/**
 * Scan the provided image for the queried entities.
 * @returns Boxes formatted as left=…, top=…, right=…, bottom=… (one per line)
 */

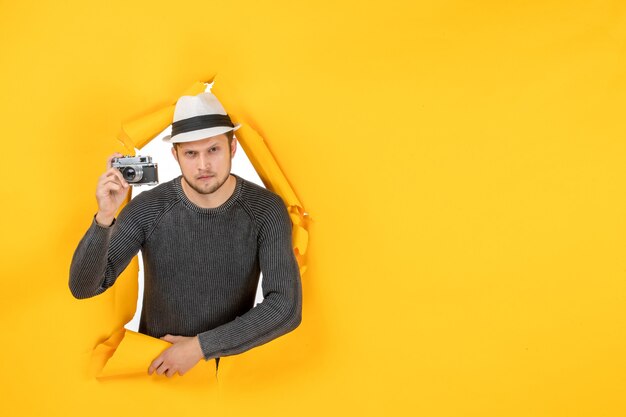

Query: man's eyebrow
left=181, top=141, right=221, bottom=152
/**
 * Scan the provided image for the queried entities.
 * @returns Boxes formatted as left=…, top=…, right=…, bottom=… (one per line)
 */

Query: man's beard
left=182, top=170, right=230, bottom=195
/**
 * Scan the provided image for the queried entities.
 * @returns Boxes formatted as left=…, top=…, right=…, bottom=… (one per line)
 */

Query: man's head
left=171, top=131, right=237, bottom=196
left=164, top=92, right=240, bottom=198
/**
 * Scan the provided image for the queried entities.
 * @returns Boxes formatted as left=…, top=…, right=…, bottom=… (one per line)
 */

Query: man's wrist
left=95, top=212, right=116, bottom=227
left=194, top=336, right=206, bottom=360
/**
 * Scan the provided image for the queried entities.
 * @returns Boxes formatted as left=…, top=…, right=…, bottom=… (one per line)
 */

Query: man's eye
left=209, top=147, right=218, bottom=153
left=185, top=151, right=196, bottom=156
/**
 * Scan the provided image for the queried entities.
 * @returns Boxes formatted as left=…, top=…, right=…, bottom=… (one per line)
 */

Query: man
left=69, top=92, right=302, bottom=378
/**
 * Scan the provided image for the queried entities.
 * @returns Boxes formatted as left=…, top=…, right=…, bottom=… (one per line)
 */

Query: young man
left=69, top=92, right=302, bottom=377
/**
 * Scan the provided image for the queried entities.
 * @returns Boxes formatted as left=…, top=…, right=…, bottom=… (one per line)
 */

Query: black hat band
left=171, top=114, right=234, bottom=137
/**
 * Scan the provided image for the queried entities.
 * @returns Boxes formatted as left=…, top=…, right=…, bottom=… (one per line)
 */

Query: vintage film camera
left=111, top=155, right=159, bottom=186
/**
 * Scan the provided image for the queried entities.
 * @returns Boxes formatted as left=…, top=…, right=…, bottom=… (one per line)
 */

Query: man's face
left=171, top=133, right=236, bottom=196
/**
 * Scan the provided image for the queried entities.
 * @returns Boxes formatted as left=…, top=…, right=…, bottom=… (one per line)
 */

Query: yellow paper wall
left=1, top=1, right=625, bottom=416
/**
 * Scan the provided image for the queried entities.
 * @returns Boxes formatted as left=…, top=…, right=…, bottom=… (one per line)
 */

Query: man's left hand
left=148, top=335, right=204, bottom=377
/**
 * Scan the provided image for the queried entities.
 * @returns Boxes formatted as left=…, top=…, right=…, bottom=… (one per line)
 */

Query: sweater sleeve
left=197, top=194, right=302, bottom=359
left=69, top=207, right=145, bottom=299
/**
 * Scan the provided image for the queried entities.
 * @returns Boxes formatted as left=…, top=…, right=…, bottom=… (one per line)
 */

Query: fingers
left=100, top=168, right=129, bottom=189
left=160, top=334, right=180, bottom=343
left=148, top=355, right=162, bottom=375
left=148, top=352, right=178, bottom=378
left=148, top=338, right=193, bottom=378
left=96, top=169, right=129, bottom=205
left=152, top=360, right=177, bottom=378
left=100, top=179, right=124, bottom=193
left=149, top=358, right=172, bottom=376
left=95, top=155, right=129, bottom=219
left=156, top=362, right=168, bottom=376
left=106, top=152, right=124, bottom=169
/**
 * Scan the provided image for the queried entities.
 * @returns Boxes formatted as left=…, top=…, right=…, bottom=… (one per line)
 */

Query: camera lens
left=120, top=165, right=143, bottom=183
left=122, top=167, right=136, bottom=181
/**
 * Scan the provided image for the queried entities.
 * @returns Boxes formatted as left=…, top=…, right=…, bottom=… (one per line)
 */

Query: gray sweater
left=69, top=174, right=302, bottom=360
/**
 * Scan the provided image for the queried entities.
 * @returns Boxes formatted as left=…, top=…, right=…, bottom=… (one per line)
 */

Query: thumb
left=160, top=334, right=179, bottom=343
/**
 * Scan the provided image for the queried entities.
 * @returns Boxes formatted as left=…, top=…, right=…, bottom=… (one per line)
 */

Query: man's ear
left=230, top=137, right=237, bottom=159
left=231, top=137, right=238, bottom=159
left=171, top=145, right=178, bottom=161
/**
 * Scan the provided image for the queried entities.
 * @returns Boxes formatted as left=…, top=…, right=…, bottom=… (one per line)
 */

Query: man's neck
left=181, top=174, right=237, bottom=209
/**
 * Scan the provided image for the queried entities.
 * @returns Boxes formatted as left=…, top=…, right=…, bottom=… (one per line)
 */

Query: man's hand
left=95, top=153, right=130, bottom=227
left=148, top=335, right=204, bottom=377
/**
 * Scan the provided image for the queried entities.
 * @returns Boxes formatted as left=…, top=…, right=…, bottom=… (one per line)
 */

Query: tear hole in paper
left=124, top=125, right=267, bottom=332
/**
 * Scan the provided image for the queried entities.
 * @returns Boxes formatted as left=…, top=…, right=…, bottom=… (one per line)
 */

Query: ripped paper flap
left=117, top=81, right=208, bottom=152
left=233, top=123, right=310, bottom=264
left=93, top=329, right=171, bottom=379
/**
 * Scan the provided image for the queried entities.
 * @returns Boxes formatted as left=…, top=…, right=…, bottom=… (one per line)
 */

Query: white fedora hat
left=162, top=92, right=241, bottom=143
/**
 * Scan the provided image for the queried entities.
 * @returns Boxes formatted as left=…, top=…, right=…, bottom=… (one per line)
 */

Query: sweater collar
left=174, top=174, right=243, bottom=214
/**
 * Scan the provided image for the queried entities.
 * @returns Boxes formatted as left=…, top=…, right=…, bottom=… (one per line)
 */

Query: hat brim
left=162, top=124, right=241, bottom=144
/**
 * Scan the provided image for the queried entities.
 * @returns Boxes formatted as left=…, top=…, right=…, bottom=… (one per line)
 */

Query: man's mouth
left=197, top=173, right=215, bottom=180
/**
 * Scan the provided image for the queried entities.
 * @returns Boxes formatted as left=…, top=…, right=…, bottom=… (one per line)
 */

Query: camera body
left=111, top=155, right=159, bottom=186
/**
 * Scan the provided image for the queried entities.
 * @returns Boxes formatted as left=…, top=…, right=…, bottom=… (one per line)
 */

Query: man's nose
left=198, top=153, right=211, bottom=169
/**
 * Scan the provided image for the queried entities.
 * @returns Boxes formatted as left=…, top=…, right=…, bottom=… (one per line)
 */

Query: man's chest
left=143, top=209, right=259, bottom=268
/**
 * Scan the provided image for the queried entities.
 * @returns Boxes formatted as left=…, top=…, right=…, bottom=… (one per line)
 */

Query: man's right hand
left=95, top=153, right=129, bottom=227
